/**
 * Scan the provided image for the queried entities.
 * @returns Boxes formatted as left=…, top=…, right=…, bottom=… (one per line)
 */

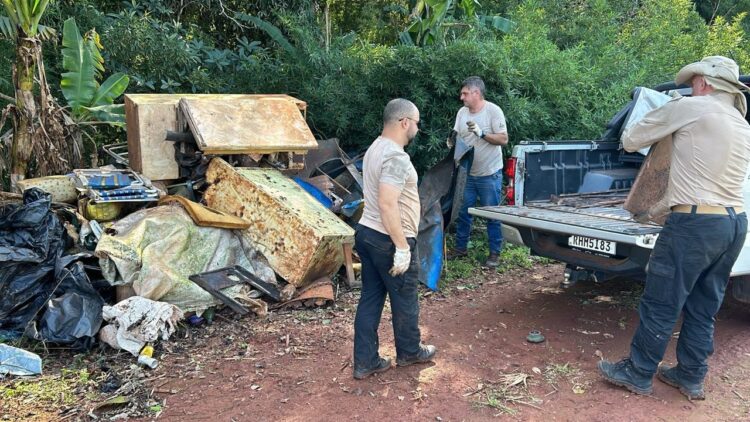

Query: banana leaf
left=81, top=104, right=125, bottom=126
left=480, top=15, right=515, bottom=34
left=0, top=15, right=55, bottom=40
left=90, top=73, right=129, bottom=107
left=60, top=18, right=98, bottom=114
left=235, top=13, right=296, bottom=55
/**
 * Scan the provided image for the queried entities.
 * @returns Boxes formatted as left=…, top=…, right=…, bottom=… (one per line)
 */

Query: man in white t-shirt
left=353, top=98, right=436, bottom=380
left=449, top=76, right=509, bottom=267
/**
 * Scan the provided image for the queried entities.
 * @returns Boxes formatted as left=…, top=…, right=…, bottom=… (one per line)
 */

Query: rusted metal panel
left=624, top=136, right=672, bottom=225
left=124, top=94, right=308, bottom=181
left=179, top=97, right=318, bottom=155
left=204, top=158, right=355, bottom=287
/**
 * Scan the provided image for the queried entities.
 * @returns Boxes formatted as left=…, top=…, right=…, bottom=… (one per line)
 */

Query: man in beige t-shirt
left=599, top=56, right=750, bottom=400
left=353, top=99, right=436, bottom=380
left=450, top=76, right=509, bottom=267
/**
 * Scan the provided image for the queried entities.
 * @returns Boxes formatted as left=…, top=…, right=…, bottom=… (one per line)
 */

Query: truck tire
left=730, top=275, right=750, bottom=304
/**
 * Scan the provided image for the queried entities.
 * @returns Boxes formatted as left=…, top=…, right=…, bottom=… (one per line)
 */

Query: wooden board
left=179, top=97, right=318, bottom=154
left=623, top=135, right=672, bottom=225
left=125, top=94, right=308, bottom=181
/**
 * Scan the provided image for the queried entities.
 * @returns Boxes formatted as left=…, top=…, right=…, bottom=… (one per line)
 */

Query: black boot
left=657, top=364, right=705, bottom=400
left=397, top=344, right=437, bottom=367
left=598, top=358, right=653, bottom=395
left=353, top=357, right=392, bottom=380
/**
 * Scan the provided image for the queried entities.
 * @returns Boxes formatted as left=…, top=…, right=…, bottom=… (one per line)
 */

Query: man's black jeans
left=630, top=209, right=747, bottom=383
left=353, top=225, right=421, bottom=371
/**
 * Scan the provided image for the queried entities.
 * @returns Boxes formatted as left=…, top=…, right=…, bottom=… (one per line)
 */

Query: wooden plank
left=179, top=97, right=318, bottom=154
left=125, top=95, right=181, bottom=180
left=125, top=94, right=310, bottom=181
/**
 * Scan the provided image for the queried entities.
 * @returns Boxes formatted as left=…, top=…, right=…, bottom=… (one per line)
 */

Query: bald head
left=383, top=98, right=418, bottom=125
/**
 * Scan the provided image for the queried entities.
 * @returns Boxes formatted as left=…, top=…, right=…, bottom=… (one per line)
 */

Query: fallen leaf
left=532, top=367, right=542, bottom=375
left=398, top=395, right=405, bottom=401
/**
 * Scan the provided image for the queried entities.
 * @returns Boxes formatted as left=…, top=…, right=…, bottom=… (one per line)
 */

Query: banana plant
left=1, top=0, right=56, bottom=190
left=399, top=0, right=515, bottom=46
left=60, top=18, right=129, bottom=126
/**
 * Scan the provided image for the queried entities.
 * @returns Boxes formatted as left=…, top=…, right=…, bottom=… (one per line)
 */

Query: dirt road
left=149, top=263, right=750, bottom=421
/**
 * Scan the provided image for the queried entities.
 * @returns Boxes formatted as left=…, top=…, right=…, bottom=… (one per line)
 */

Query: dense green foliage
left=1, top=0, right=749, bottom=171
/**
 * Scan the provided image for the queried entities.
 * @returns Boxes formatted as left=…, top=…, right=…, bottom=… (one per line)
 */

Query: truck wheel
left=729, top=275, right=750, bottom=304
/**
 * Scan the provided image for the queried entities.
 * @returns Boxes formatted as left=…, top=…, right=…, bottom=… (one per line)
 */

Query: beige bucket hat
left=675, top=56, right=749, bottom=115
left=675, top=56, right=748, bottom=90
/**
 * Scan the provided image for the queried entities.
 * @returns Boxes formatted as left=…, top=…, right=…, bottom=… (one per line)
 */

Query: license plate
left=568, top=235, right=616, bottom=255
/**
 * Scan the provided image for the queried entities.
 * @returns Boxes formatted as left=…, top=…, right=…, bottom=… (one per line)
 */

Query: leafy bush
left=235, top=0, right=750, bottom=171
left=5, top=0, right=748, bottom=163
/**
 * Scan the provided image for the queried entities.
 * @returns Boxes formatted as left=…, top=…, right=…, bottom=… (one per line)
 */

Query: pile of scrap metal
left=0, top=94, right=358, bottom=367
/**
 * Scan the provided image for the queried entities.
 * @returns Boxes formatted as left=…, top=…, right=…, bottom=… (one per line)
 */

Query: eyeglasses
left=399, top=117, right=421, bottom=127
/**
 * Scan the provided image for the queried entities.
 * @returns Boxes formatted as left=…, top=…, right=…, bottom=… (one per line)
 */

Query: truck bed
left=471, top=191, right=661, bottom=246
left=477, top=204, right=660, bottom=235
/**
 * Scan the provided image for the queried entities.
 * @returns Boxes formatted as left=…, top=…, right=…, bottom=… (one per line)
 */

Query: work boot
left=397, top=344, right=437, bottom=367
left=447, top=248, right=468, bottom=260
left=353, top=357, right=392, bottom=380
left=483, top=252, right=500, bottom=268
left=597, top=358, right=653, bottom=395
left=657, top=364, right=705, bottom=400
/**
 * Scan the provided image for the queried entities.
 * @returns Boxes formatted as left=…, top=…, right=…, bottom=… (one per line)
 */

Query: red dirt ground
left=143, top=263, right=750, bottom=422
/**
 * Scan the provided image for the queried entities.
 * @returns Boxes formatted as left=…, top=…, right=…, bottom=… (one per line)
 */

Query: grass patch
left=543, top=362, right=580, bottom=385
left=543, top=362, right=590, bottom=394
left=2, top=369, right=88, bottom=407
left=443, top=225, right=554, bottom=287
left=473, top=372, right=542, bottom=416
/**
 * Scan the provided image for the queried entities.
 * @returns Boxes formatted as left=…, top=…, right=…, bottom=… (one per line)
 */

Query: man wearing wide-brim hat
left=598, top=56, right=750, bottom=400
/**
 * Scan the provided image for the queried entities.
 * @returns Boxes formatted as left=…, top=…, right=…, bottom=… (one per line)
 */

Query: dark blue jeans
left=353, top=226, right=421, bottom=370
left=455, top=171, right=503, bottom=254
left=630, top=209, right=747, bottom=383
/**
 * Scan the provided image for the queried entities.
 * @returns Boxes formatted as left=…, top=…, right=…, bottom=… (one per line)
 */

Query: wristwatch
left=480, top=132, right=486, bottom=139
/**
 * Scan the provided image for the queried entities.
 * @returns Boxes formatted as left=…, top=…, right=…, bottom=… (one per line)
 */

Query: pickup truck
left=469, top=78, right=750, bottom=304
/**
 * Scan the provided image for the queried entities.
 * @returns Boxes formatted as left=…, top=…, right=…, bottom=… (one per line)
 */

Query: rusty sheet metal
left=204, top=158, right=355, bottom=287
left=624, top=136, right=672, bottom=225
left=125, top=94, right=307, bottom=181
left=276, top=278, right=334, bottom=309
left=179, top=97, right=317, bottom=155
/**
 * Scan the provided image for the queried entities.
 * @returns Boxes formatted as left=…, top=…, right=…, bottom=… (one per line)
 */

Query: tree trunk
left=9, top=36, right=39, bottom=192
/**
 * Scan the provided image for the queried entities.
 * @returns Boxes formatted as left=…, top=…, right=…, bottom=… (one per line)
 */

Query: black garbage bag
left=0, top=188, right=64, bottom=336
left=0, top=189, right=104, bottom=348
left=38, top=254, right=104, bottom=348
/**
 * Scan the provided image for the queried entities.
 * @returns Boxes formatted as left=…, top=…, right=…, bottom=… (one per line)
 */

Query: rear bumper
left=516, top=226, right=651, bottom=278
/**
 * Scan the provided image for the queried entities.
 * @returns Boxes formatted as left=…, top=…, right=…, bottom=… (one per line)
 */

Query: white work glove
left=467, top=121, right=483, bottom=138
left=389, top=247, right=411, bottom=276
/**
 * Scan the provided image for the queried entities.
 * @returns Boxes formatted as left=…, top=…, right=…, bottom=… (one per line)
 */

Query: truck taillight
left=505, top=186, right=515, bottom=205
left=504, top=157, right=517, bottom=179
left=504, top=157, right=517, bottom=205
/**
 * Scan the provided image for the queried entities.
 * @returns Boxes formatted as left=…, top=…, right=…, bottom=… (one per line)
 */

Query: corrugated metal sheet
left=204, top=158, right=355, bottom=286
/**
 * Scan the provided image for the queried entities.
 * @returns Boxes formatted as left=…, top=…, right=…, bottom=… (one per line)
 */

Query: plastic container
left=293, top=177, right=333, bottom=209
left=137, top=355, right=158, bottom=369
left=0, top=344, right=42, bottom=376
left=140, top=345, right=154, bottom=358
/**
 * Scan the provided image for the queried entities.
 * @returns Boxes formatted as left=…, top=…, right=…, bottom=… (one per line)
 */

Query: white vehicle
left=470, top=79, right=750, bottom=304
